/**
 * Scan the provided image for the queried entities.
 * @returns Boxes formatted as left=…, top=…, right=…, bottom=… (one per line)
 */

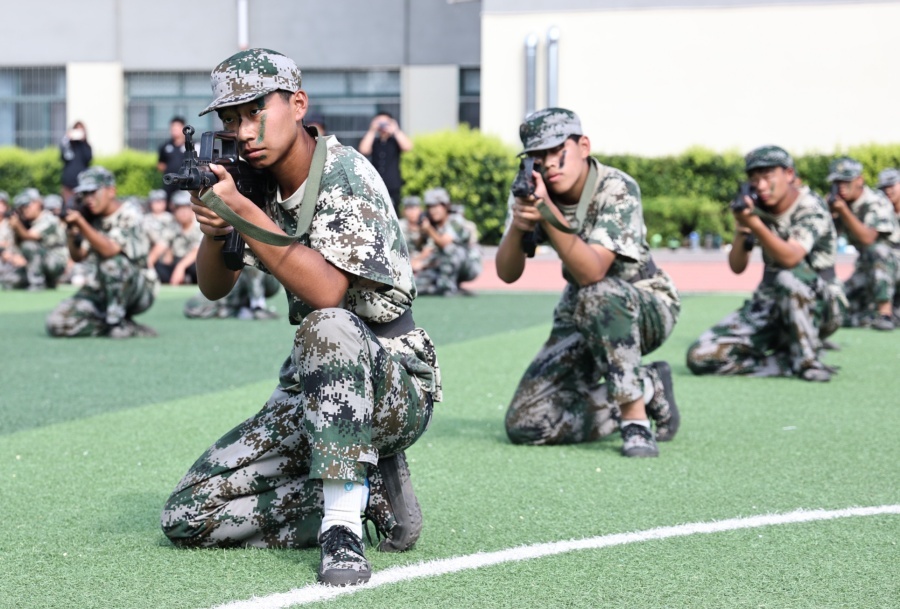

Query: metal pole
left=524, top=33, right=538, bottom=116
left=237, top=0, right=250, bottom=50
left=546, top=26, right=560, bottom=108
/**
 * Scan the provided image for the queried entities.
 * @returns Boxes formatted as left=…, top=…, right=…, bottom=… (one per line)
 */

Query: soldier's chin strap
left=200, top=135, right=328, bottom=246
left=535, top=159, right=598, bottom=235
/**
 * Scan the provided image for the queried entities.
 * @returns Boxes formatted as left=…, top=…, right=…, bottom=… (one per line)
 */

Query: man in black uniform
left=157, top=116, right=189, bottom=207
left=358, top=112, right=413, bottom=214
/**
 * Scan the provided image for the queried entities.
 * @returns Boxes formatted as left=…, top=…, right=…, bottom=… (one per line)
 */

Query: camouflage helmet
left=826, top=157, right=863, bottom=182
left=74, top=166, right=116, bottom=193
left=13, top=188, right=41, bottom=207
left=171, top=190, right=193, bottom=207
left=43, top=193, right=63, bottom=211
left=200, top=48, right=302, bottom=116
left=744, top=145, right=794, bottom=172
left=423, top=187, right=451, bottom=206
left=876, top=167, right=900, bottom=189
left=519, top=107, right=583, bottom=154
left=401, top=195, right=422, bottom=208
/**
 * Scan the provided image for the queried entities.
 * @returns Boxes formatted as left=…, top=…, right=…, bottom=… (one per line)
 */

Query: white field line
left=209, top=504, right=900, bottom=609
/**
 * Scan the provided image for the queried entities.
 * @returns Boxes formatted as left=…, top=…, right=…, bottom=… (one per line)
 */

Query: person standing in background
left=157, top=116, right=189, bottom=207
left=358, top=112, right=413, bottom=215
left=60, top=121, right=92, bottom=205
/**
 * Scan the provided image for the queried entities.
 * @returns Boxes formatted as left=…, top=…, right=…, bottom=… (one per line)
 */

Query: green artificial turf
left=1, top=289, right=898, bottom=609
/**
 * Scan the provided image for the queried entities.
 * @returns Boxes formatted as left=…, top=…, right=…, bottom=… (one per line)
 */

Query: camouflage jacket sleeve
left=247, top=138, right=415, bottom=325
left=97, top=204, right=150, bottom=264
left=857, top=188, right=898, bottom=236
left=571, top=162, right=648, bottom=281
left=170, top=222, right=204, bottom=258
left=31, top=211, right=67, bottom=249
left=784, top=194, right=830, bottom=254
left=764, top=192, right=836, bottom=271
left=582, top=165, right=645, bottom=262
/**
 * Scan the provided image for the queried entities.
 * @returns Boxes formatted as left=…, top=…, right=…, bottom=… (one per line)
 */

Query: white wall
left=66, top=63, right=124, bottom=157
left=402, top=65, right=460, bottom=136
left=482, top=2, right=900, bottom=156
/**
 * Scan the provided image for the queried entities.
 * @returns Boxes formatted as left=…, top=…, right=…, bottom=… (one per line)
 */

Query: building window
left=303, top=70, right=401, bottom=146
left=459, top=67, right=480, bottom=129
left=0, top=68, right=66, bottom=150
left=125, top=72, right=221, bottom=151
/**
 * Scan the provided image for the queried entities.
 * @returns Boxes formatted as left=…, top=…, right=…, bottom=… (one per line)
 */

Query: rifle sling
left=200, top=135, right=328, bottom=247
left=535, top=161, right=598, bottom=234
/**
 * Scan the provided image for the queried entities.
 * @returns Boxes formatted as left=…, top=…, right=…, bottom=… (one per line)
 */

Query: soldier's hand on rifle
left=192, top=162, right=239, bottom=239
left=829, top=195, right=848, bottom=216
left=510, top=166, right=547, bottom=232
left=62, top=208, right=84, bottom=227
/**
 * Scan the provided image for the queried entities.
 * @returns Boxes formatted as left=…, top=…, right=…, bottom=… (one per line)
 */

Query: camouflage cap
left=826, top=157, right=863, bottom=182
left=744, top=145, right=794, bottom=172
left=401, top=195, right=422, bottom=208
left=519, top=107, right=582, bottom=154
left=876, top=167, right=900, bottom=189
left=423, top=187, right=450, bottom=206
left=171, top=190, right=193, bottom=207
left=148, top=189, right=167, bottom=202
left=200, top=48, right=302, bottom=116
left=74, top=166, right=116, bottom=193
left=43, top=193, right=63, bottom=211
left=13, top=188, right=41, bottom=207
left=0, top=191, right=8, bottom=204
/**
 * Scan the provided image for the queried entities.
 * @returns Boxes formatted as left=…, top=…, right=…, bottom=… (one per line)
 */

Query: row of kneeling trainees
left=11, top=47, right=899, bottom=587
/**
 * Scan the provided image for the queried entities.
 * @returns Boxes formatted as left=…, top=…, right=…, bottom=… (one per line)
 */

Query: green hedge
left=5, top=138, right=900, bottom=246
left=0, top=146, right=159, bottom=200
left=401, top=124, right=518, bottom=244
left=642, top=195, right=734, bottom=246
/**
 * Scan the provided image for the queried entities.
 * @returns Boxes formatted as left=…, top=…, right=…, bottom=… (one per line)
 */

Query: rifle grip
left=221, top=231, right=246, bottom=271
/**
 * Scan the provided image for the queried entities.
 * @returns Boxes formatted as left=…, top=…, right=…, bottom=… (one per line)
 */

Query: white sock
left=641, top=376, right=654, bottom=404
left=249, top=296, right=267, bottom=309
left=321, top=480, right=366, bottom=539
left=621, top=419, right=651, bottom=429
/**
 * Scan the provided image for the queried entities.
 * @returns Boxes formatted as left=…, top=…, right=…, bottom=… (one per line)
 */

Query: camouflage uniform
left=450, top=204, right=483, bottom=285
left=46, top=168, right=157, bottom=337
left=834, top=175, right=900, bottom=327
left=1, top=190, right=68, bottom=290
left=143, top=211, right=174, bottom=250
left=686, top=146, right=839, bottom=379
left=153, top=193, right=203, bottom=284
left=397, top=195, right=423, bottom=257
left=415, top=188, right=471, bottom=296
left=503, top=109, right=680, bottom=446
left=162, top=126, right=441, bottom=548
left=183, top=266, right=281, bottom=319
left=0, top=191, right=15, bottom=284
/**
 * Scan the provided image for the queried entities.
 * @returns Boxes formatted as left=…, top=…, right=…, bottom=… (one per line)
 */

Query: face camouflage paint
left=256, top=97, right=267, bottom=143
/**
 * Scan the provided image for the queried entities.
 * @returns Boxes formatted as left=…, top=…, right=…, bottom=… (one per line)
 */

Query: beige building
left=481, top=0, right=900, bottom=156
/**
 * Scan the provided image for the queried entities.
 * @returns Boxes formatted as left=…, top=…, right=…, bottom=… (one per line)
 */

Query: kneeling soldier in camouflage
left=159, top=48, right=441, bottom=587
left=829, top=158, right=900, bottom=331
left=687, top=146, right=840, bottom=381
left=46, top=167, right=157, bottom=338
left=2, top=188, right=68, bottom=291
left=496, top=108, right=682, bottom=458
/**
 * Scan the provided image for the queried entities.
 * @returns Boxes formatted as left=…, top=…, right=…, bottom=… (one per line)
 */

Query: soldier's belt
left=367, top=308, right=415, bottom=339
left=627, top=255, right=659, bottom=284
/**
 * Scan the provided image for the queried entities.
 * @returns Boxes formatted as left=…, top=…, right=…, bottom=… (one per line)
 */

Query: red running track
left=464, top=247, right=857, bottom=294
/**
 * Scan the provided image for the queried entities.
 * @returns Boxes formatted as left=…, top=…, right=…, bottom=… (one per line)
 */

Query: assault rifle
left=511, top=157, right=545, bottom=257
left=163, top=125, right=268, bottom=270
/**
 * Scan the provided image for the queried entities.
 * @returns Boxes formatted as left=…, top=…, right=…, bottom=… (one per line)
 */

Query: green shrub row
left=0, top=146, right=159, bottom=200
left=5, top=136, right=900, bottom=246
